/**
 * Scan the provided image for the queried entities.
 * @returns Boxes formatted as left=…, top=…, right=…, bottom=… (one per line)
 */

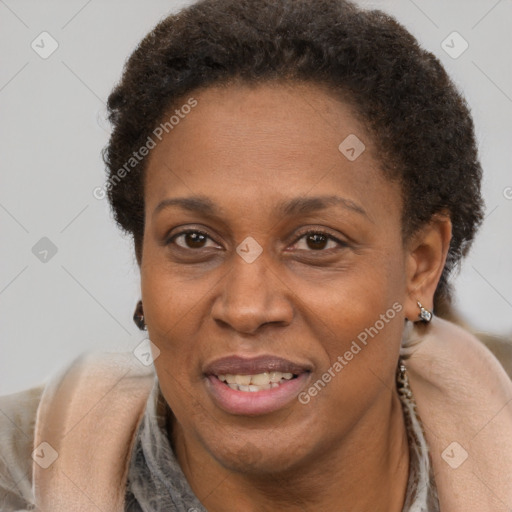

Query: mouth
left=216, top=370, right=297, bottom=391
left=203, top=355, right=312, bottom=415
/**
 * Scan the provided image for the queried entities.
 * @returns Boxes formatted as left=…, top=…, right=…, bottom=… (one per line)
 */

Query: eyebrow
left=153, top=194, right=369, bottom=220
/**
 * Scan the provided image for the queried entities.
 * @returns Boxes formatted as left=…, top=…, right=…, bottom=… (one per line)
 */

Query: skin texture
left=140, top=81, right=452, bottom=511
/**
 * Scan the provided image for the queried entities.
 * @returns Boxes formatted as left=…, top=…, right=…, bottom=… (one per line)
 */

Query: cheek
left=140, top=262, right=205, bottom=382
left=299, top=284, right=404, bottom=427
left=143, top=269, right=208, bottom=424
left=297, top=253, right=406, bottom=397
left=323, top=294, right=402, bottom=374
left=298, top=258, right=404, bottom=345
left=140, top=244, right=212, bottom=333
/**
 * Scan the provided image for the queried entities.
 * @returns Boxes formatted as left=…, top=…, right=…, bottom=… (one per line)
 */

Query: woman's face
left=141, top=81, right=409, bottom=474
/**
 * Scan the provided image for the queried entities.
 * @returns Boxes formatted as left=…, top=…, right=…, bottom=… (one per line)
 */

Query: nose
left=211, top=253, right=294, bottom=335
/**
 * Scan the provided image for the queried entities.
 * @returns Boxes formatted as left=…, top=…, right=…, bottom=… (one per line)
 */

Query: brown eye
left=305, top=233, right=329, bottom=250
left=292, top=230, right=348, bottom=252
left=168, top=230, right=217, bottom=249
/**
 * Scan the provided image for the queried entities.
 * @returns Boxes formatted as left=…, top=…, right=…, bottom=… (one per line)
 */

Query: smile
left=203, top=355, right=312, bottom=415
left=216, top=371, right=296, bottom=391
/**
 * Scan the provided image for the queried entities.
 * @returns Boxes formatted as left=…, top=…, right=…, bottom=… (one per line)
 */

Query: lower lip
left=205, top=373, right=310, bottom=415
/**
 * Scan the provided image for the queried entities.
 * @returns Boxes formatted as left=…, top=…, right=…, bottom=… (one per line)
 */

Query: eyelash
left=166, top=228, right=348, bottom=252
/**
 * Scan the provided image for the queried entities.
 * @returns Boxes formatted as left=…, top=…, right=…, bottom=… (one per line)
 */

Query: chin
left=203, top=426, right=317, bottom=476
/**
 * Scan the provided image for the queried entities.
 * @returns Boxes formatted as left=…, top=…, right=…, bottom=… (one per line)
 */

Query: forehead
left=143, top=81, right=400, bottom=222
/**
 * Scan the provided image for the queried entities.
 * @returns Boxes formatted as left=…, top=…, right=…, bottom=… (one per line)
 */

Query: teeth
left=269, top=371, right=293, bottom=382
left=235, top=375, right=252, bottom=386
left=251, top=372, right=270, bottom=386
left=217, top=371, right=296, bottom=392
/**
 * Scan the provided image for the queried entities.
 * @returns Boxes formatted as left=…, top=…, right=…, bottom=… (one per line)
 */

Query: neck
left=171, top=389, right=409, bottom=512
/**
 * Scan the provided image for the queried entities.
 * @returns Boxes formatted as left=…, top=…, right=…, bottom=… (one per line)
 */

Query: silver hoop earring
left=416, top=301, right=432, bottom=323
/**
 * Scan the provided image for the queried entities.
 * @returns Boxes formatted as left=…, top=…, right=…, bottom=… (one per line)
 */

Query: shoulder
left=405, top=317, right=512, bottom=510
left=406, top=316, right=512, bottom=399
left=0, top=384, right=44, bottom=511
left=478, top=331, right=512, bottom=380
left=0, top=351, right=154, bottom=512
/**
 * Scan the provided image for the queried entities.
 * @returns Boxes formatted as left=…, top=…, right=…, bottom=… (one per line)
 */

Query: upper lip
left=203, top=355, right=312, bottom=376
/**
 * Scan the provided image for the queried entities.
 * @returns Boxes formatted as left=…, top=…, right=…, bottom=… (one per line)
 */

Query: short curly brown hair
left=103, top=0, right=484, bottom=313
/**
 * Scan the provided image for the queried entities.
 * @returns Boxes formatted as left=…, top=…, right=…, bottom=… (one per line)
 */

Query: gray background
left=1, top=0, right=511, bottom=395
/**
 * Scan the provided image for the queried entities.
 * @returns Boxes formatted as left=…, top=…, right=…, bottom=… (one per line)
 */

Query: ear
left=403, top=213, right=452, bottom=322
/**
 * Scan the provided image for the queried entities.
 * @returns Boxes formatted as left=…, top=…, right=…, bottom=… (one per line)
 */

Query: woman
left=1, top=0, right=511, bottom=510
